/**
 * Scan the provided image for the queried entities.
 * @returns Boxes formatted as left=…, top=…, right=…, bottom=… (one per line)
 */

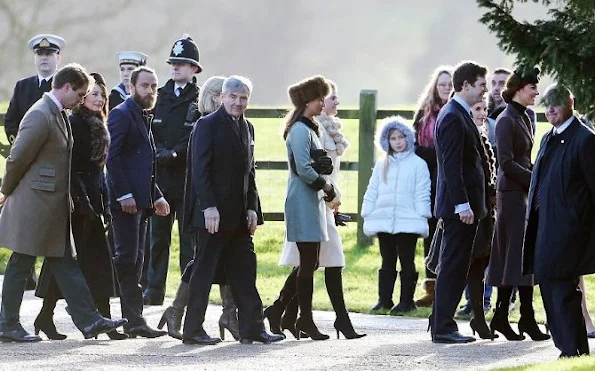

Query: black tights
left=496, top=286, right=536, bottom=317
left=377, top=233, right=418, bottom=275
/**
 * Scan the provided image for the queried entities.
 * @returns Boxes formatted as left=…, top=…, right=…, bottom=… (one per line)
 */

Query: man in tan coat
left=0, top=63, right=127, bottom=342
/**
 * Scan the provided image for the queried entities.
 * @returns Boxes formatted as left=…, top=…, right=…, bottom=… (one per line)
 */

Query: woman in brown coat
left=486, top=67, right=549, bottom=341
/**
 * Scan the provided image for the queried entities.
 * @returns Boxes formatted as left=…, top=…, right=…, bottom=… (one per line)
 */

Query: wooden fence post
left=357, top=90, right=376, bottom=247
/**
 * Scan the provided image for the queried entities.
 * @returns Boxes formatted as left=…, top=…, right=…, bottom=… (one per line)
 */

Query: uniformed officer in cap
left=3, top=33, right=65, bottom=291
left=142, top=34, right=202, bottom=305
left=4, top=34, right=66, bottom=145
left=108, top=51, right=148, bottom=111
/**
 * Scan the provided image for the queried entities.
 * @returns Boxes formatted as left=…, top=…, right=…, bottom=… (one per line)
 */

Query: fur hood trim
left=72, top=105, right=110, bottom=166
left=375, top=116, right=415, bottom=154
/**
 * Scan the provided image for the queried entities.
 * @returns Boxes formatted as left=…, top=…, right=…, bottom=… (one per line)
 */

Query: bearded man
left=106, top=66, right=170, bottom=338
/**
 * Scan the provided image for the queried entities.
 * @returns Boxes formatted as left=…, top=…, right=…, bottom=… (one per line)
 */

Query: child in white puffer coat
left=362, top=116, right=431, bottom=315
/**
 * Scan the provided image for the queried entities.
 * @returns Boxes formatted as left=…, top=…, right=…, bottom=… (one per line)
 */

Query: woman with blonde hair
left=410, top=66, right=453, bottom=308
left=158, top=76, right=241, bottom=341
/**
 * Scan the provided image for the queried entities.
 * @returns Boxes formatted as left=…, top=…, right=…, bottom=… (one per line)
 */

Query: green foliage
left=477, top=0, right=595, bottom=116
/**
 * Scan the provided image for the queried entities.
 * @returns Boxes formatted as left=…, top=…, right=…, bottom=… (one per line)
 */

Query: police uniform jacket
left=4, top=75, right=53, bottom=143
left=152, top=78, right=200, bottom=199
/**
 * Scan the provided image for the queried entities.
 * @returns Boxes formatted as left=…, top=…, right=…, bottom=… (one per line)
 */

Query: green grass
left=495, top=355, right=595, bottom=370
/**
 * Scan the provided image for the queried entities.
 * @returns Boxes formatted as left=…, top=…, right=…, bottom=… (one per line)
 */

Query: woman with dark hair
left=269, top=76, right=337, bottom=340
left=34, top=73, right=126, bottom=340
left=486, top=67, right=549, bottom=341
left=266, top=80, right=364, bottom=340
left=409, top=66, right=453, bottom=309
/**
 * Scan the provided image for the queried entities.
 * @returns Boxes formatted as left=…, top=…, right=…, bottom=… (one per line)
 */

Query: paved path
left=0, top=277, right=569, bottom=370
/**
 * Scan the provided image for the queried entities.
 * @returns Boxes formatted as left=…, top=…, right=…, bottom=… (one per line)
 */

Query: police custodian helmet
left=166, top=34, right=202, bottom=73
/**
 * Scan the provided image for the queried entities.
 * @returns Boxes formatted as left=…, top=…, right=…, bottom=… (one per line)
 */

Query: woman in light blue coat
left=280, top=76, right=336, bottom=340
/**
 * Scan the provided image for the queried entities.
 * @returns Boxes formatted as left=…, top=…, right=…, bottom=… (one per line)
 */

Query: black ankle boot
left=490, top=303, right=524, bottom=341
left=518, top=314, right=550, bottom=341
left=34, top=296, right=66, bottom=341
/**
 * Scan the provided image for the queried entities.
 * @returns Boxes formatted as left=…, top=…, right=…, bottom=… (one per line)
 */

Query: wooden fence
left=0, top=91, right=548, bottom=246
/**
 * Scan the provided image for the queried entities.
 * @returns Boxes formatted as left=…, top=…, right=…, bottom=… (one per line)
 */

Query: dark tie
left=533, top=131, right=555, bottom=210
left=176, top=87, right=183, bottom=97
left=40, top=79, right=51, bottom=92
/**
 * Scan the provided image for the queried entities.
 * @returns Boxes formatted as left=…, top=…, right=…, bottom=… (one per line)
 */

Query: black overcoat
left=523, top=117, right=595, bottom=281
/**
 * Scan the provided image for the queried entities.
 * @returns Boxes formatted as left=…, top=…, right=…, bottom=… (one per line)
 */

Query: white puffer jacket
left=361, top=117, right=431, bottom=237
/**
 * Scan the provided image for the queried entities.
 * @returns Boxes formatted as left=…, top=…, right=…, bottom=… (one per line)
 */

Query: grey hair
left=222, top=75, right=252, bottom=96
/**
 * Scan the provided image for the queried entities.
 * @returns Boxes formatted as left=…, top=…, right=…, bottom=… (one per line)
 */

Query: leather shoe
left=82, top=317, right=128, bottom=339
left=183, top=333, right=222, bottom=345
left=0, top=326, right=42, bottom=343
left=432, top=331, right=476, bottom=344
left=125, top=324, right=167, bottom=338
left=587, top=331, right=595, bottom=339
left=240, top=331, right=285, bottom=344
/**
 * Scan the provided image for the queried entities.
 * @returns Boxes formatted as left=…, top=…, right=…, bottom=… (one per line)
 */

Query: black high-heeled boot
left=34, top=296, right=67, bottom=340
left=490, top=287, right=524, bottom=341
left=467, top=262, right=497, bottom=340
left=518, top=286, right=550, bottom=341
left=264, top=267, right=298, bottom=335
left=280, top=295, right=308, bottom=339
left=296, top=275, right=329, bottom=341
left=325, top=268, right=365, bottom=339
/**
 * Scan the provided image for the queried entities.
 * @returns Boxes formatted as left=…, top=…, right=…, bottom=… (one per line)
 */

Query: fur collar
left=71, top=105, right=110, bottom=165
left=317, top=113, right=350, bottom=155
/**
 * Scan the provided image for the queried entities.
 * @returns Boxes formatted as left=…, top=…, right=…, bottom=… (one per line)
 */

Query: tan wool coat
left=0, top=94, right=75, bottom=257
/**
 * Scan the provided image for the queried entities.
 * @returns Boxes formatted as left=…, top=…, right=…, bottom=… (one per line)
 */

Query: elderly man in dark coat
left=523, top=84, right=595, bottom=358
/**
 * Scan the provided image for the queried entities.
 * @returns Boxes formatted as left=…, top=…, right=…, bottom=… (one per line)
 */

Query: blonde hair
left=198, top=75, right=225, bottom=115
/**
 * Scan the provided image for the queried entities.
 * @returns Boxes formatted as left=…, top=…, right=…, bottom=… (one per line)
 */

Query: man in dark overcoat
left=432, top=61, right=489, bottom=344
left=181, top=76, right=283, bottom=345
left=106, top=66, right=170, bottom=338
left=523, top=84, right=595, bottom=358
left=143, top=34, right=201, bottom=305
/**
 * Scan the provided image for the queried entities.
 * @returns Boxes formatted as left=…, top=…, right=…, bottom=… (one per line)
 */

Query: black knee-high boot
left=490, top=286, right=524, bottom=340
left=95, top=298, right=128, bottom=340
left=325, top=267, right=365, bottom=339
left=264, top=267, right=298, bottom=335
left=518, top=286, right=550, bottom=341
left=467, top=260, right=496, bottom=339
left=296, top=275, right=329, bottom=340
left=34, top=295, right=67, bottom=340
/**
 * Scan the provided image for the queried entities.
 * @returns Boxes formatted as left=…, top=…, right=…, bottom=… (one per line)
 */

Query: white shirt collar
left=47, top=91, right=63, bottom=111
left=38, top=74, right=54, bottom=87
left=174, top=83, right=187, bottom=95
left=452, top=95, right=472, bottom=118
left=554, top=115, right=574, bottom=135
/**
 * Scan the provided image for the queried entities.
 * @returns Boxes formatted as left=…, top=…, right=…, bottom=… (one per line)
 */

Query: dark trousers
left=183, top=228, right=264, bottom=339
left=112, top=208, right=148, bottom=328
left=377, top=233, right=418, bottom=276
left=145, top=198, right=194, bottom=299
left=432, top=218, right=477, bottom=335
left=540, top=278, right=589, bottom=357
left=423, top=218, right=438, bottom=279
left=0, top=251, right=100, bottom=332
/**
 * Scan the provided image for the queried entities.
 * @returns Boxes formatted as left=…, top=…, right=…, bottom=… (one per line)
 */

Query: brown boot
left=414, top=279, right=435, bottom=307
left=157, top=281, right=188, bottom=340
left=218, top=285, right=240, bottom=340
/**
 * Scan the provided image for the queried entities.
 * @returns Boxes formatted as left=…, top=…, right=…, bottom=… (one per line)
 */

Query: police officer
left=4, top=34, right=65, bottom=145
left=3, top=34, right=65, bottom=291
left=108, top=51, right=148, bottom=111
left=143, top=34, right=202, bottom=305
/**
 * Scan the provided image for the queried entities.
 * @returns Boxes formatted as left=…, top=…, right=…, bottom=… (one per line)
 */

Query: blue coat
left=106, top=97, right=162, bottom=210
left=284, top=119, right=328, bottom=243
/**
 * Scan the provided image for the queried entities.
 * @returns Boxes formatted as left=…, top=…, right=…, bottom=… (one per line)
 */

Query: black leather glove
left=76, top=198, right=99, bottom=220
left=334, top=212, right=351, bottom=227
left=323, top=184, right=337, bottom=202
left=156, top=149, right=177, bottom=166
left=311, top=149, right=333, bottom=175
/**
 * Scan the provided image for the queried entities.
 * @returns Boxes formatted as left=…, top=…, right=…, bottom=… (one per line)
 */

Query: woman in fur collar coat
left=362, top=116, right=431, bottom=315
left=34, top=73, right=125, bottom=340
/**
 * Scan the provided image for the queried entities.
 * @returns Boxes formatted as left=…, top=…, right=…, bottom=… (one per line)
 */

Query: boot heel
left=157, top=314, right=166, bottom=330
left=336, top=329, right=340, bottom=339
left=219, top=324, right=225, bottom=340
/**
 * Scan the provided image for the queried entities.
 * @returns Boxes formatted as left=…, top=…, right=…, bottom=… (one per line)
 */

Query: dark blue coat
left=183, top=106, right=259, bottom=233
left=434, top=99, right=488, bottom=219
left=106, top=97, right=162, bottom=210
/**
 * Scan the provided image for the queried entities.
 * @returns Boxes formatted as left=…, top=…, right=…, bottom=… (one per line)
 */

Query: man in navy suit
left=181, top=76, right=283, bottom=345
left=431, top=61, right=489, bottom=343
left=107, top=66, right=170, bottom=338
